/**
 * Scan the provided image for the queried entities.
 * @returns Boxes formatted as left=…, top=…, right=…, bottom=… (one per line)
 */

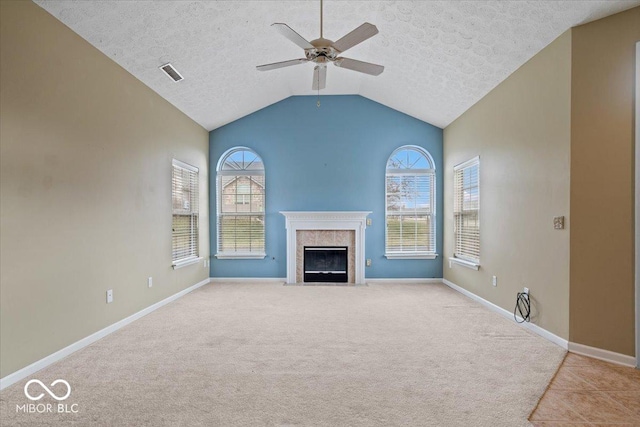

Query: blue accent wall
left=209, top=95, right=443, bottom=279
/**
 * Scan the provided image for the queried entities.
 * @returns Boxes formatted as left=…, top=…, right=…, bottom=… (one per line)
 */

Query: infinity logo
left=24, top=379, right=71, bottom=401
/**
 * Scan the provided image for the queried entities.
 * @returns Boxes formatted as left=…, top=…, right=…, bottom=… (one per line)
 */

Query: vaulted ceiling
left=34, top=1, right=639, bottom=130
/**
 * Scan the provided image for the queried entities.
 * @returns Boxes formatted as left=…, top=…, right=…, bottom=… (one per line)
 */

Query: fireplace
left=304, top=246, right=348, bottom=283
left=280, top=211, right=371, bottom=285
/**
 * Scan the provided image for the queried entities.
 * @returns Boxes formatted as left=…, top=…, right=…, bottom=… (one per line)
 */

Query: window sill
left=172, top=257, right=202, bottom=269
left=449, top=257, right=480, bottom=270
left=215, top=253, right=266, bottom=260
left=385, top=253, right=438, bottom=260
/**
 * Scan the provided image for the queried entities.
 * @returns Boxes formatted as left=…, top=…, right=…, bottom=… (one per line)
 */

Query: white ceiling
left=35, top=1, right=639, bottom=130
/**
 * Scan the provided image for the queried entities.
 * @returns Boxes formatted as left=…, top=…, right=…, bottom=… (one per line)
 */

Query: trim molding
left=0, top=277, right=211, bottom=391
left=448, top=257, right=480, bottom=271
left=209, top=277, right=286, bottom=283
left=366, top=278, right=444, bottom=284
left=209, top=278, right=444, bottom=285
left=214, top=253, right=267, bottom=260
left=568, top=342, right=636, bottom=368
left=635, top=41, right=640, bottom=369
left=172, top=256, right=203, bottom=269
left=442, top=279, right=568, bottom=350
left=385, top=253, right=438, bottom=260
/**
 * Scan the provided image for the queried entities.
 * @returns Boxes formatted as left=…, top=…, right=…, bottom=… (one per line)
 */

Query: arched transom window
left=385, top=146, right=436, bottom=258
left=216, top=147, right=265, bottom=258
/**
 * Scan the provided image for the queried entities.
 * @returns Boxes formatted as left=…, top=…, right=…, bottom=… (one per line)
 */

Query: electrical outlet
left=366, top=218, right=372, bottom=226
left=106, top=289, right=113, bottom=303
left=366, top=259, right=372, bottom=267
left=492, top=276, right=497, bottom=287
left=148, top=277, right=153, bottom=288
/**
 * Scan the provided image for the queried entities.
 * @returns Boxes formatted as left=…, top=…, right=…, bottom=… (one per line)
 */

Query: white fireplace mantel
left=280, top=211, right=371, bottom=285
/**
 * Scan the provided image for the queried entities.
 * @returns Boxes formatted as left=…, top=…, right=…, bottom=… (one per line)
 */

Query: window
left=385, top=146, right=436, bottom=259
left=236, top=182, right=250, bottom=205
left=172, top=159, right=199, bottom=268
left=216, top=147, right=265, bottom=259
left=452, top=157, right=480, bottom=269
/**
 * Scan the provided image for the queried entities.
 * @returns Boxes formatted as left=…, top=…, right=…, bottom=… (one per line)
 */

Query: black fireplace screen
left=303, top=246, right=348, bottom=283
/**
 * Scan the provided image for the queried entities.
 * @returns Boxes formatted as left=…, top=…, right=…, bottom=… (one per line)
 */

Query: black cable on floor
left=514, top=292, right=530, bottom=323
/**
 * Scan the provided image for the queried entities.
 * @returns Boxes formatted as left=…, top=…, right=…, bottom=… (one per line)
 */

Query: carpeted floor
left=0, top=282, right=565, bottom=426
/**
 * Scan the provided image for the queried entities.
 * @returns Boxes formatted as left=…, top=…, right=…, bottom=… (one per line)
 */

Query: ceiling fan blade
left=334, top=57, right=384, bottom=76
left=332, top=23, right=379, bottom=53
left=256, top=58, right=308, bottom=71
left=271, top=23, right=314, bottom=50
left=312, top=66, right=326, bottom=90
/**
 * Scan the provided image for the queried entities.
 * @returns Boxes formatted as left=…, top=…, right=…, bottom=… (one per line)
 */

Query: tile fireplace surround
left=280, top=211, right=371, bottom=285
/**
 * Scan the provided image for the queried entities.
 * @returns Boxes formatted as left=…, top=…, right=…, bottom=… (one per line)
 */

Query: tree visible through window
left=216, top=148, right=265, bottom=257
left=385, top=146, right=436, bottom=258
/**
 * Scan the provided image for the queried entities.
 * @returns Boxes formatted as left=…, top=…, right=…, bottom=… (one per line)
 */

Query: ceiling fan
left=256, top=0, right=384, bottom=90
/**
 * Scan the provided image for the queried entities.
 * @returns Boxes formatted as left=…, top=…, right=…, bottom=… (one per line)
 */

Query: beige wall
left=444, top=32, right=572, bottom=339
left=0, top=1, right=209, bottom=378
left=570, top=7, right=640, bottom=356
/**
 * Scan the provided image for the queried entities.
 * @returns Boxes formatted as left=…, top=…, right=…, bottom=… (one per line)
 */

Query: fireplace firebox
left=303, top=246, right=348, bottom=283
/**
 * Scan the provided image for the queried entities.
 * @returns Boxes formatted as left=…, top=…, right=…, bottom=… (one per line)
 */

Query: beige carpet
left=0, top=282, right=565, bottom=426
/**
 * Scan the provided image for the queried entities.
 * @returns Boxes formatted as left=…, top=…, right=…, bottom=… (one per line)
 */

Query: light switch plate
left=366, top=218, right=372, bottom=226
left=553, top=216, right=565, bottom=230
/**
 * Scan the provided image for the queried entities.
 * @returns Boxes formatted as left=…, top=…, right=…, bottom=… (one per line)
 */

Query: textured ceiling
left=34, top=0, right=639, bottom=130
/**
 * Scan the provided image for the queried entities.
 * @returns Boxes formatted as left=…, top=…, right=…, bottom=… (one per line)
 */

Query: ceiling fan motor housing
left=305, top=38, right=339, bottom=63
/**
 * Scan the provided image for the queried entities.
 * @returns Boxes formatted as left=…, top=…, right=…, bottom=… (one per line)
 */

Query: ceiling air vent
left=159, top=63, right=183, bottom=82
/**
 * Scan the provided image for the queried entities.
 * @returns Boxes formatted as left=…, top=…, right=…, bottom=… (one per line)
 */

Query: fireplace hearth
left=304, top=247, right=348, bottom=283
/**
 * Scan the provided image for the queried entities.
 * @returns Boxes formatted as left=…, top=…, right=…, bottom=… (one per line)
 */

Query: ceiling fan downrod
left=318, top=0, right=323, bottom=107
left=320, top=0, right=323, bottom=39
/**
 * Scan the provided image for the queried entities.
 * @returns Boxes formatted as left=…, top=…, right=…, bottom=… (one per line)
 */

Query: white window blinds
left=172, top=159, right=199, bottom=266
left=453, top=157, right=480, bottom=262
left=216, top=148, right=265, bottom=257
left=385, top=146, right=436, bottom=257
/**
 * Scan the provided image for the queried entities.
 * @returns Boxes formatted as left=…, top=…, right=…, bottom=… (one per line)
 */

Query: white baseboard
left=366, top=278, right=444, bottom=284
left=209, top=277, right=286, bottom=283
left=0, top=277, right=211, bottom=391
left=442, top=279, right=569, bottom=350
left=209, top=277, right=444, bottom=285
left=568, top=342, right=637, bottom=368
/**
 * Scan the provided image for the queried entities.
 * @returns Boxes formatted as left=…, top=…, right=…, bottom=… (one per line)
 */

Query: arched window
left=216, top=147, right=265, bottom=258
left=385, top=146, right=436, bottom=258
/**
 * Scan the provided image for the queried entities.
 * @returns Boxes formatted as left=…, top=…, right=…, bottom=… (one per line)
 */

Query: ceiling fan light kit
left=256, top=0, right=384, bottom=93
